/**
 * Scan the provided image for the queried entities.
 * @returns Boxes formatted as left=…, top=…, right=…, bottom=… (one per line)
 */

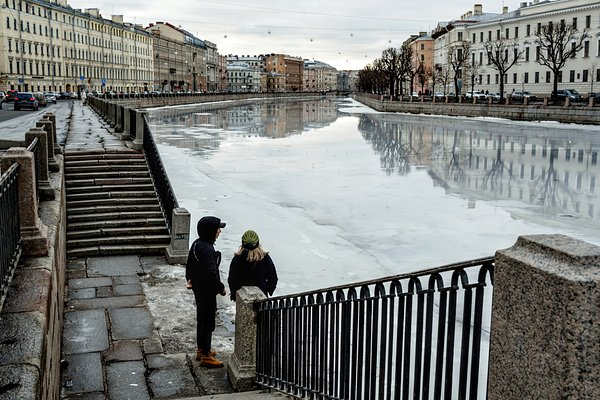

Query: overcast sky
left=70, top=0, right=523, bottom=70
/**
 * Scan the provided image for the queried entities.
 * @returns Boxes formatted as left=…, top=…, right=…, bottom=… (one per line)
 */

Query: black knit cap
left=197, top=216, right=225, bottom=244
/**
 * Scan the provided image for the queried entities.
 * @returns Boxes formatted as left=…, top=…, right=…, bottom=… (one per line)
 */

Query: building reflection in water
left=147, top=98, right=341, bottom=156
left=358, top=113, right=600, bottom=228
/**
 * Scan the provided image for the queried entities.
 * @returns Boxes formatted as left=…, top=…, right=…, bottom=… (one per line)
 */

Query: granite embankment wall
left=353, top=93, right=600, bottom=125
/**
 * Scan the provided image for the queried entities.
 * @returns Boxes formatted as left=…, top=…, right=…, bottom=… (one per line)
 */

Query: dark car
left=512, top=91, right=538, bottom=102
left=553, top=89, right=582, bottom=102
left=14, top=92, right=39, bottom=110
left=5, top=90, right=18, bottom=102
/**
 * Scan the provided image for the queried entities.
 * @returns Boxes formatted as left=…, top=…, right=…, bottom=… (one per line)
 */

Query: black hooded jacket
left=185, top=217, right=225, bottom=299
left=227, top=251, right=278, bottom=301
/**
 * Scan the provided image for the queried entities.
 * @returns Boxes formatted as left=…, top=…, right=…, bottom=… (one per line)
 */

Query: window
left=488, top=31, right=492, bottom=41
left=515, top=27, right=519, bottom=38
left=496, top=29, right=500, bottom=40
left=506, top=28, right=509, bottom=38
left=571, top=42, right=576, bottom=58
left=524, top=72, right=529, bottom=83
left=458, top=32, right=463, bottom=41
left=535, top=71, right=539, bottom=83
left=536, top=46, right=541, bottom=61
left=480, top=32, right=484, bottom=42
left=584, top=41, right=589, bottom=57
left=513, top=73, right=517, bottom=84
left=573, top=17, right=577, bottom=29
left=487, top=74, right=490, bottom=84
left=495, top=74, right=499, bottom=84
left=558, top=71, right=563, bottom=83
left=526, top=24, right=531, bottom=36
left=525, top=47, right=530, bottom=61
left=472, top=33, right=476, bottom=43
left=546, top=71, right=551, bottom=83
left=479, top=52, right=483, bottom=64
left=569, top=70, right=575, bottom=82
left=537, top=23, right=542, bottom=34
left=586, top=15, right=591, bottom=29
left=583, top=70, right=588, bottom=82
left=597, top=68, right=600, bottom=82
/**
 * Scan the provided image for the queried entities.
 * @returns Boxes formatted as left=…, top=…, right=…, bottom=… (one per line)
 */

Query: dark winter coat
left=227, top=252, right=278, bottom=301
left=185, top=217, right=225, bottom=300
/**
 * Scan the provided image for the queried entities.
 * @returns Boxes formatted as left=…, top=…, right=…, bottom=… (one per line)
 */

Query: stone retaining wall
left=0, top=157, right=66, bottom=399
left=354, top=93, right=599, bottom=125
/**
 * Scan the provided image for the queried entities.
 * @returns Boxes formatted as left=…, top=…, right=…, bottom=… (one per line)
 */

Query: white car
left=465, top=90, right=486, bottom=100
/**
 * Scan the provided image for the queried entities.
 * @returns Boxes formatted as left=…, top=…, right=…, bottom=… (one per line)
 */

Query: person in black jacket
left=185, top=216, right=227, bottom=368
left=227, top=230, right=278, bottom=301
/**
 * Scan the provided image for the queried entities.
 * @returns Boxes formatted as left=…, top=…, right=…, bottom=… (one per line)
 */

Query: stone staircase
left=65, top=149, right=171, bottom=257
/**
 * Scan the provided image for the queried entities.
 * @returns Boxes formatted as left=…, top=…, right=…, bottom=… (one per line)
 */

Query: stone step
left=64, top=150, right=142, bottom=161
left=66, top=190, right=157, bottom=201
left=67, top=234, right=171, bottom=248
left=65, top=171, right=150, bottom=180
left=67, top=210, right=164, bottom=223
left=67, top=203, right=162, bottom=215
left=65, top=164, right=149, bottom=173
left=64, top=159, right=147, bottom=168
left=66, top=177, right=153, bottom=187
left=67, top=218, right=166, bottom=231
left=66, top=243, right=168, bottom=257
left=67, top=226, right=169, bottom=240
left=66, top=184, right=156, bottom=194
left=67, top=197, right=159, bottom=208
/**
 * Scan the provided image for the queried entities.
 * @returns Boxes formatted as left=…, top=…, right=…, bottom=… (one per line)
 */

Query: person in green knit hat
left=227, top=230, right=278, bottom=301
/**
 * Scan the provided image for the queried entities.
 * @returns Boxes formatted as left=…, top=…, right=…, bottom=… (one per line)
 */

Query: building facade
left=432, top=0, right=600, bottom=97
left=0, top=0, right=153, bottom=93
left=226, top=62, right=260, bottom=92
left=303, top=59, right=337, bottom=92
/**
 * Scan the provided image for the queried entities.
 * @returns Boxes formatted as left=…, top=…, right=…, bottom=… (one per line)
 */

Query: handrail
left=0, top=163, right=22, bottom=312
left=141, top=114, right=179, bottom=232
left=256, top=257, right=495, bottom=399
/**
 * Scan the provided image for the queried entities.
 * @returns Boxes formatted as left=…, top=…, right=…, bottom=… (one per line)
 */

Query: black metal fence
left=141, top=114, right=179, bottom=232
left=256, top=257, right=495, bottom=400
left=0, top=163, right=22, bottom=310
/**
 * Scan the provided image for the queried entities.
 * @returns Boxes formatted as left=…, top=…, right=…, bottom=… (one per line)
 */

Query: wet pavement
left=58, top=101, right=255, bottom=399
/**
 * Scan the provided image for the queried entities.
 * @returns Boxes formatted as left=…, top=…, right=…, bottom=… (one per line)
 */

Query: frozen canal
left=147, top=97, right=600, bottom=296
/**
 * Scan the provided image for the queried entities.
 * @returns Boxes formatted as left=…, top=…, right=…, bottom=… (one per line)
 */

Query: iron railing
left=0, top=163, right=22, bottom=311
left=142, top=114, right=179, bottom=232
left=256, top=257, right=495, bottom=400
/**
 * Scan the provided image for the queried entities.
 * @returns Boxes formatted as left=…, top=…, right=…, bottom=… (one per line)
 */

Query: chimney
left=520, top=2, right=527, bottom=7
left=112, top=15, right=124, bottom=24
left=503, top=6, right=509, bottom=13
left=474, top=4, right=483, bottom=15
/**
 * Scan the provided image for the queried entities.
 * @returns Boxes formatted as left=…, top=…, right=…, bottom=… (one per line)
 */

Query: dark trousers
left=193, top=290, right=216, bottom=352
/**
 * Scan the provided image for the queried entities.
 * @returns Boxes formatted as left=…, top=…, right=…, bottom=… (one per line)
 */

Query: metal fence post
left=228, top=286, right=267, bottom=391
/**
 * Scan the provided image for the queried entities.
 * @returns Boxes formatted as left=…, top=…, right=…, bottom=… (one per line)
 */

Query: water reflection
left=147, top=98, right=340, bottom=155
left=358, top=113, right=600, bottom=227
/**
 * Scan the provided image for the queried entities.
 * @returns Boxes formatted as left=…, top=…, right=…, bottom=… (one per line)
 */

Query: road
left=0, top=99, right=75, bottom=142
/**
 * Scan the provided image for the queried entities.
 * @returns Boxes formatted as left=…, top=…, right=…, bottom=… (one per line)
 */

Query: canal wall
left=353, top=93, right=600, bottom=125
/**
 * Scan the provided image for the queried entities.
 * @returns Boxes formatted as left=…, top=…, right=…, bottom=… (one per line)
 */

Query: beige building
left=0, top=0, right=153, bottom=93
left=146, top=22, right=219, bottom=92
left=406, top=32, right=435, bottom=94
left=303, top=60, right=337, bottom=92
left=264, top=54, right=304, bottom=92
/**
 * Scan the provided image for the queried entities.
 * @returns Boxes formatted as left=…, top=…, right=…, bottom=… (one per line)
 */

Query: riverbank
left=352, top=93, right=600, bottom=125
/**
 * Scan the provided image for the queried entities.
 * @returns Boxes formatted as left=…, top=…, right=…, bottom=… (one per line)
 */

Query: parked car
left=433, top=92, right=446, bottom=100
left=553, top=89, right=582, bottom=102
left=0, top=91, right=5, bottom=102
left=465, top=90, right=486, bottom=100
left=44, top=92, right=57, bottom=104
left=14, top=92, right=39, bottom=110
left=33, top=92, right=48, bottom=107
left=512, top=91, right=538, bottom=102
left=486, top=92, right=501, bottom=101
left=5, top=90, right=19, bottom=102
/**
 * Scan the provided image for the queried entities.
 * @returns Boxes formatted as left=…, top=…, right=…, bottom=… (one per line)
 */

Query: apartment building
left=303, top=59, right=337, bottom=92
left=432, top=0, right=600, bottom=96
left=406, top=32, right=435, bottom=94
left=146, top=22, right=218, bottom=92
left=0, top=0, right=153, bottom=93
left=226, top=61, right=260, bottom=93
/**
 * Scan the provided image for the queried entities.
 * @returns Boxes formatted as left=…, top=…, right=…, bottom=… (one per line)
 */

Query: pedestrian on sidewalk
left=227, top=230, right=278, bottom=301
left=185, top=216, right=227, bottom=368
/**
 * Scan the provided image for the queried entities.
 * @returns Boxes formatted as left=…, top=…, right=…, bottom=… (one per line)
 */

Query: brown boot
left=196, top=349, right=216, bottom=361
left=200, top=354, right=224, bottom=368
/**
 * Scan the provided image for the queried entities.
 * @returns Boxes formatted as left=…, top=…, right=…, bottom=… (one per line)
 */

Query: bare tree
left=589, top=61, right=598, bottom=94
left=535, top=21, right=588, bottom=100
left=484, top=37, right=524, bottom=99
left=435, top=64, right=452, bottom=95
left=417, top=62, right=433, bottom=95
left=448, top=41, right=471, bottom=98
left=380, top=48, right=402, bottom=99
left=466, top=61, right=485, bottom=97
left=398, top=44, right=414, bottom=97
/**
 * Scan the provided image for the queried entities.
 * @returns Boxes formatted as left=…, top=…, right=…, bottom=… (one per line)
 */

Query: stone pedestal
left=228, top=287, right=266, bottom=391
left=120, top=107, right=131, bottom=140
left=488, top=234, right=600, bottom=400
left=132, top=110, right=147, bottom=150
left=43, top=112, right=60, bottom=156
left=38, top=117, right=59, bottom=172
left=165, top=208, right=191, bottom=265
left=1, top=148, right=48, bottom=256
left=25, top=128, right=54, bottom=200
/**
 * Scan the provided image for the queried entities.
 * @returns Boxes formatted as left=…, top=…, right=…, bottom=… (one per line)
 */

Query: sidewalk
left=59, top=103, right=267, bottom=399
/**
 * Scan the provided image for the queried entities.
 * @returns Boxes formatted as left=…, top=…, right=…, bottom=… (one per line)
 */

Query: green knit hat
left=242, top=230, right=260, bottom=250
